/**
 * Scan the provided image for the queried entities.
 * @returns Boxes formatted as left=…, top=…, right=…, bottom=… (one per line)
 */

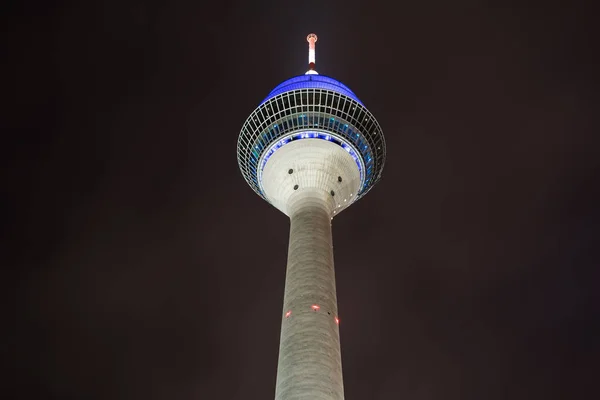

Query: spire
left=305, top=33, right=318, bottom=75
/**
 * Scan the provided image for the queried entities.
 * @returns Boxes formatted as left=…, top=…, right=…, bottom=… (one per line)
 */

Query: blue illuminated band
left=256, top=130, right=365, bottom=194
left=261, top=75, right=364, bottom=106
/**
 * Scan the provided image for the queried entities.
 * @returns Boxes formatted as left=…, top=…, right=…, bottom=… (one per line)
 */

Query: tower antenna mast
left=306, top=33, right=318, bottom=75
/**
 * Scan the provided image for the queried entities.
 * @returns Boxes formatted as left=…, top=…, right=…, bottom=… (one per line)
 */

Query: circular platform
left=238, top=74, right=386, bottom=207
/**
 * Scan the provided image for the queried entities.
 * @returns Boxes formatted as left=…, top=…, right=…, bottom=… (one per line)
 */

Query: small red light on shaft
left=285, top=310, right=292, bottom=318
left=335, top=317, right=340, bottom=325
left=311, top=304, right=320, bottom=311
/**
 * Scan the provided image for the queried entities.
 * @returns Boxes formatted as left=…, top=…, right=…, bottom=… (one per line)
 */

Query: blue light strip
left=260, top=75, right=364, bottom=106
left=258, top=131, right=364, bottom=190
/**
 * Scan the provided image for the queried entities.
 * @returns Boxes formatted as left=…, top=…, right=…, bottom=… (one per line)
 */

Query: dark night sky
left=4, top=1, right=599, bottom=399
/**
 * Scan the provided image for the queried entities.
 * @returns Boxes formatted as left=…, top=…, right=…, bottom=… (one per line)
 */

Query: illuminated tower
left=237, top=34, right=386, bottom=400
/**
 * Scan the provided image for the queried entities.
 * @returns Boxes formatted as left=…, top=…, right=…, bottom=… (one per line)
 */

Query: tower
left=237, top=34, right=386, bottom=400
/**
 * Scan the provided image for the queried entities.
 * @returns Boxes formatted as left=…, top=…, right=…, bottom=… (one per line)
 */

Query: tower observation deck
left=237, top=34, right=386, bottom=400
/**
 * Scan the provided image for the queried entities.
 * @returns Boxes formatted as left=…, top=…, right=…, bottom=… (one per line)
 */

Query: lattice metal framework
left=238, top=75, right=386, bottom=202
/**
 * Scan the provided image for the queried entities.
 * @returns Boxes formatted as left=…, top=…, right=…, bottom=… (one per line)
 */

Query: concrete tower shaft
left=262, top=139, right=359, bottom=399
left=275, top=194, right=342, bottom=400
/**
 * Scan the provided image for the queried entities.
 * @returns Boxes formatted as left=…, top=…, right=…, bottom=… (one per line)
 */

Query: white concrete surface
left=262, top=140, right=361, bottom=400
left=261, top=139, right=362, bottom=218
